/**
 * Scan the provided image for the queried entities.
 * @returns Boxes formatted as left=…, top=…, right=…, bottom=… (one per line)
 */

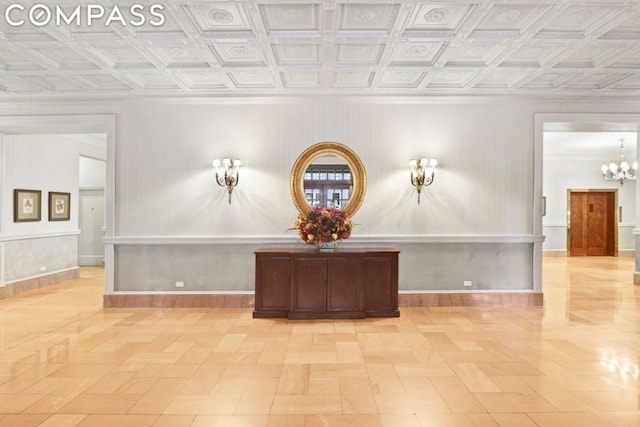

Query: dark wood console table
left=254, top=248, right=399, bottom=319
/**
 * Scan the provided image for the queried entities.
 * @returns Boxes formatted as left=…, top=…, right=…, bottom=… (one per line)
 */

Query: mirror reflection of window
left=304, top=163, right=352, bottom=209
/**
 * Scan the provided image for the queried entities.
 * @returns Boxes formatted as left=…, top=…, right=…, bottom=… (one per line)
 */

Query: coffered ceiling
left=1, top=0, right=640, bottom=100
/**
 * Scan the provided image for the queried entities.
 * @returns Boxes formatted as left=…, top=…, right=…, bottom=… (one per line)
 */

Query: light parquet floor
left=0, top=257, right=639, bottom=426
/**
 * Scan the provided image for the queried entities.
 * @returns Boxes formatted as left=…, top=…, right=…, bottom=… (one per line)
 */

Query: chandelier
left=601, top=138, right=637, bottom=186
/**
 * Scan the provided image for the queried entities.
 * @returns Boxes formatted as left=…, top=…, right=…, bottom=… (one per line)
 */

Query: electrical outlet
left=463, top=280, right=472, bottom=287
left=40, top=266, right=46, bottom=272
left=175, top=281, right=184, bottom=288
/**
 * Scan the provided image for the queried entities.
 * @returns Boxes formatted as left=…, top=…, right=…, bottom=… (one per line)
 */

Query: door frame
left=567, top=188, right=618, bottom=257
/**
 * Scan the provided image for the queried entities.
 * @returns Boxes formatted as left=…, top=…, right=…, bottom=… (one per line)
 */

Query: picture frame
left=48, top=192, right=71, bottom=221
left=14, top=189, right=42, bottom=222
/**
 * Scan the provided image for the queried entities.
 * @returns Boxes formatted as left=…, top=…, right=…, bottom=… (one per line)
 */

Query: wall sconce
left=409, top=158, right=437, bottom=204
left=213, top=158, right=240, bottom=204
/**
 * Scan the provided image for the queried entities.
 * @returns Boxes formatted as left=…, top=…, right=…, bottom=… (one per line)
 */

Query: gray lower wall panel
left=397, top=242, right=533, bottom=291
left=5, top=235, right=79, bottom=282
left=115, top=244, right=258, bottom=292
left=114, top=242, right=534, bottom=293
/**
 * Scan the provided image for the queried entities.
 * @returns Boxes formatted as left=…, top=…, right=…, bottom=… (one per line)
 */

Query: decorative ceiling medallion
left=283, top=8, right=304, bottom=24
left=229, top=46, right=248, bottom=57
left=189, top=72, right=221, bottom=83
left=561, top=8, right=594, bottom=26
left=355, top=8, right=376, bottom=23
left=209, top=9, right=233, bottom=24
left=111, top=48, right=137, bottom=59
left=341, top=71, right=365, bottom=82
left=496, top=8, right=522, bottom=23
left=289, top=72, right=313, bottom=82
left=407, top=45, right=427, bottom=56
left=467, top=46, right=486, bottom=57
left=527, top=47, right=545, bottom=57
left=169, top=47, right=189, bottom=57
left=282, top=45, right=314, bottom=58
left=573, top=8, right=594, bottom=20
left=345, top=45, right=371, bottom=58
left=574, top=47, right=600, bottom=58
left=354, top=46, right=368, bottom=55
left=540, top=73, right=559, bottom=81
left=424, top=7, right=449, bottom=23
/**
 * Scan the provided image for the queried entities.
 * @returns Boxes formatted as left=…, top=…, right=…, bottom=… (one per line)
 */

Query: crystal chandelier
left=601, top=138, right=637, bottom=186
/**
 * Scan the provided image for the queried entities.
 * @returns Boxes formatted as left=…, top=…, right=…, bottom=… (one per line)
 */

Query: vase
left=318, top=241, right=337, bottom=252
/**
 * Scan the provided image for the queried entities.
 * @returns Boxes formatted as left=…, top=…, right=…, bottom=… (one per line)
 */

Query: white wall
left=0, top=134, right=80, bottom=284
left=79, top=156, right=106, bottom=189
left=2, top=134, right=79, bottom=233
left=108, top=101, right=533, bottom=236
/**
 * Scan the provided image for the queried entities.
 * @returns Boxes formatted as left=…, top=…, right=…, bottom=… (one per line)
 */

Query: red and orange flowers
left=294, top=207, right=353, bottom=244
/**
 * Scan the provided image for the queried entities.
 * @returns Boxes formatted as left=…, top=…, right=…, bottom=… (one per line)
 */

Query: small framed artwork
left=48, top=192, right=70, bottom=221
left=14, top=189, right=42, bottom=222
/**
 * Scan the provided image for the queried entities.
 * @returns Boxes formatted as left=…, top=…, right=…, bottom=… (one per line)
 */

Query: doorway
left=0, top=114, right=116, bottom=294
left=567, top=189, right=617, bottom=256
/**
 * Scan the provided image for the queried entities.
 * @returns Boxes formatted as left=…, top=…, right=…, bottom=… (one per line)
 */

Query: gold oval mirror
left=290, top=142, right=366, bottom=217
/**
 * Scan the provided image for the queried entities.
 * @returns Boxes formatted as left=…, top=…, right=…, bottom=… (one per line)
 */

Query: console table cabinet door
left=291, top=258, right=327, bottom=314
left=254, top=256, right=290, bottom=317
left=364, top=255, right=400, bottom=317
left=326, top=257, right=362, bottom=313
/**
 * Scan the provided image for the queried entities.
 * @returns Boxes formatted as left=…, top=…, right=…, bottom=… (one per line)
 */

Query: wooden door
left=568, top=191, right=616, bottom=256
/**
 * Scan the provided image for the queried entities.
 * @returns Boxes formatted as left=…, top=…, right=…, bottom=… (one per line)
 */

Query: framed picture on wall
left=48, top=192, right=71, bottom=221
left=14, top=189, right=42, bottom=222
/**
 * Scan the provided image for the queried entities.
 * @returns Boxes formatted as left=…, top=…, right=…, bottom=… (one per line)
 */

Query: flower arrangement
left=294, top=206, right=353, bottom=245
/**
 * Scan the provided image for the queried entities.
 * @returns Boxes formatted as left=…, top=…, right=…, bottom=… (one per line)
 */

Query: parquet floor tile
left=0, top=257, right=639, bottom=426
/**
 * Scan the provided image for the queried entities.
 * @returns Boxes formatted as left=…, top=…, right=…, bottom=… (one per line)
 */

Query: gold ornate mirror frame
left=290, top=141, right=367, bottom=217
